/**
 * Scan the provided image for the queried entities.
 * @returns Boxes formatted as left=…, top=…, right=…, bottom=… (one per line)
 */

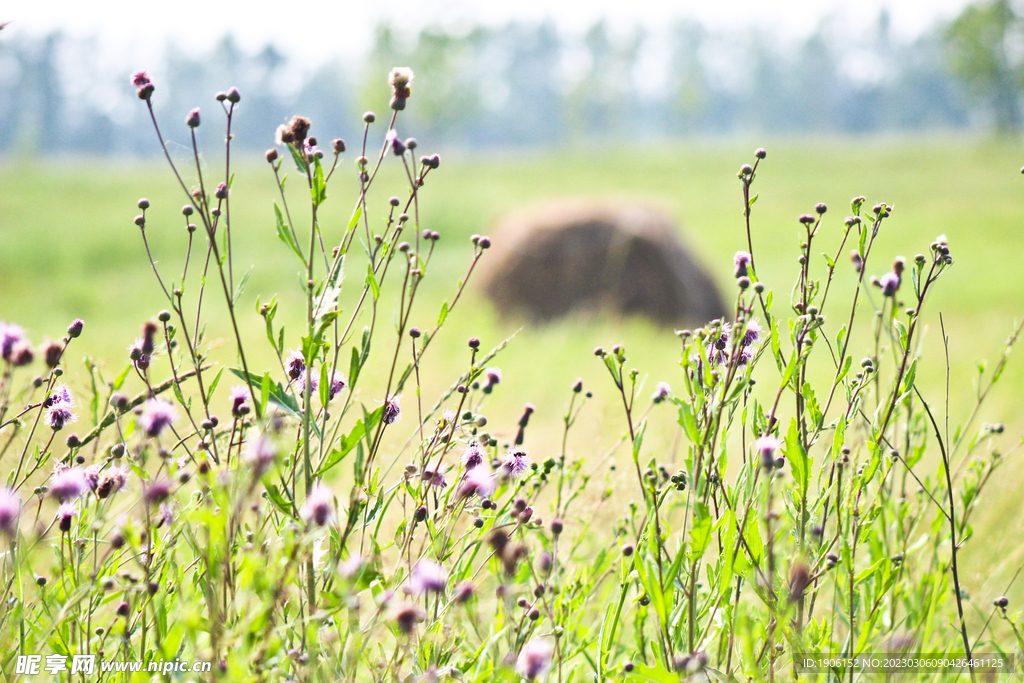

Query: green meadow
left=2, top=137, right=1023, bottom=593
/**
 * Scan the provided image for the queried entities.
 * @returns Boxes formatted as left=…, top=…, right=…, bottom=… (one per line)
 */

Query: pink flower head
left=56, top=502, right=78, bottom=532
left=459, top=466, right=495, bottom=499
left=300, top=484, right=335, bottom=527
left=755, top=435, right=783, bottom=470
left=880, top=272, right=900, bottom=297
left=462, top=441, right=486, bottom=469
left=230, top=385, right=251, bottom=417
left=45, top=403, right=76, bottom=431
left=382, top=394, right=402, bottom=425
left=742, top=320, right=761, bottom=347
left=0, top=488, right=21, bottom=536
left=516, top=639, right=554, bottom=680
left=96, top=466, right=130, bottom=499
left=734, top=251, right=752, bottom=278
left=408, top=560, right=447, bottom=595
left=138, top=399, right=177, bottom=438
left=422, top=462, right=447, bottom=488
left=131, top=70, right=152, bottom=88
left=500, top=447, right=531, bottom=479
left=284, top=349, right=305, bottom=380
left=0, top=322, right=26, bottom=362
left=328, top=372, right=347, bottom=401
left=50, top=467, right=88, bottom=501
left=244, top=436, right=277, bottom=477
left=651, top=381, right=671, bottom=402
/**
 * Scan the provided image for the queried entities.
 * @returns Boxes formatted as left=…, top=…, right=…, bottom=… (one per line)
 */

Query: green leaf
left=785, top=417, right=810, bottom=498
left=627, top=662, right=679, bottom=683
left=676, top=402, right=700, bottom=444
left=231, top=368, right=321, bottom=439
left=688, top=503, right=712, bottom=560
left=437, top=300, right=449, bottom=327
left=206, top=368, right=224, bottom=402
left=315, top=407, right=383, bottom=476
left=273, top=203, right=303, bottom=261
left=365, top=263, right=380, bottom=300
left=312, top=155, right=327, bottom=206
left=287, top=143, right=307, bottom=173
left=112, top=364, right=132, bottom=391
left=265, top=484, right=293, bottom=516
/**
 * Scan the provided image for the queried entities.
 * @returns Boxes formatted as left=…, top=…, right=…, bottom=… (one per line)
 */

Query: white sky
left=5, top=0, right=977, bottom=65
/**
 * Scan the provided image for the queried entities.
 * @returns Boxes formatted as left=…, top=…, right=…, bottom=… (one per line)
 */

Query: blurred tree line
left=0, top=5, right=1018, bottom=156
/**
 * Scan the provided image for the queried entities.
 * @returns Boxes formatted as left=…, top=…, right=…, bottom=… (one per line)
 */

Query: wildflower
left=742, top=320, right=761, bottom=347
left=879, top=271, right=900, bottom=297
left=128, top=337, right=151, bottom=370
left=230, top=385, right=250, bottom=417
left=50, top=468, right=88, bottom=500
left=185, top=108, right=200, bottom=128
left=409, top=560, right=447, bottom=595
left=131, top=70, right=154, bottom=99
left=280, top=115, right=311, bottom=146
left=459, top=467, right=495, bottom=499
left=43, top=341, right=63, bottom=368
left=386, top=129, right=406, bottom=156
left=84, top=464, right=103, bottom=491
left=453, top=581, right=475, bottom=603
left=143, top=477, right=173, bottom=505
left=10, top=344, right=32, bottom=366
left=300, top=485, right=335, bottom=527
left=755, top=435, right=782, bottom=472
left=56, top=503, right=78, bottom=532
left=0, top=488, right=21, bottom=536
left=339, top=555, right=365, bottom=579
left=482, top=367, right=502, bottom=393
left=500, top=447, right=531, bottom=479
left=243, top=435, right=277, bottom=477
left=734, top=251, right=752, bottom=278
left=284, top=350, right=305, bottom=380
left=328, top=372, right=347, bottom=401
left=651, top=381, right=671, bottom=403
left=392, top=601, right=425, bottom=634
left=138, top=399, right=176, bottom=438
left=442, top=408, right=456, bottom=424
left=0, top=322, right=26, bottom=361
left=44, top=383, right=74, bottom=408
left=382, top=394, right=402, bottom=425
left=737, top=347, right=755, bottom=366
left=516, top=639, right=554, bottom=680
left=156, top=502, right=174, bottom=528
left=296, top=371, right=318, bottom=397
left=421, top=462, right=447, bottom=488
left=96, top=466, right=130, bottom=499
left=462, top=441, right=486, bottom=469
left=388, top=67, right=414, bottom=111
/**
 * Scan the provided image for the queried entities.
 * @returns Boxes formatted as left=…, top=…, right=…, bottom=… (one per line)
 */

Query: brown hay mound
left=482, top=200, right=726, bottom=326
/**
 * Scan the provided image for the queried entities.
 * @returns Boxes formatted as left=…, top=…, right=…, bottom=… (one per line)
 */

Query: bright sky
left=6, top=0, right=976, bottom=64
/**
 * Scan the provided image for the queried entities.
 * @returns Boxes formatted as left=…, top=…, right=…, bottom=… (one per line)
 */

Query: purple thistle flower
left=243, top=436, right=277, bottom=477
left=296, top=371, right=318, bottom=396
left=96, top=466, right=130, bottom=499
left=409, top=560, right=447, bottom=595
left=230, top=385, right=251, bottom=417
left=879, top=272, right=900, bottom=297
left=56, top=502, right=78, bottom=533
left=143, top=477, right=173, bottom=505
left=328, top=372, right=347, bottom=401
left=500, top=447, right=531, bottom=479
left=131, top=70, right=151, bottom=88
left=284, top=349, right=305, bottom=380
left=462, top=441, right=486, bottom=469
left=0, top=322, right=26, bottom=361
left=742, top=320, right=761, bottom=347
left=0, top=488, right=21, bottom=537
left=453, top=581, right=475, bottom=603
left=442, top=408, right=456, bottom=424
left=421, top=462, right=448, bottom=489
left=10, top=344, right=33, bottom=367
left=382, top=394, right=402, bottom=425
left=300, top=484, right=335, bottom=527
left=392, top=601, right=425, bottom=634
left=44, top=383, right=74, bottom=408
left=755, top=435, right=783, bottom=471
left=50, top=468, right=88, bottom=500
left=459, top=466, right=495, bottom=499
left=733, top=251, right=752, bottom=278
left=516, top=639, right=554, bottom=680
left=84, top=464, right=103, bottom=492
left=156, top=502, right=174, bottom=528
left=128, top=337, right=151, bottom=370
left=651, top=381, right=671, bottom=402
left=45, top=403, right=76, bottom=431
left=737, top=347, right=755, bottom=366
left=386, top=129, right=406, bottom=156
left=138, top=399, right=177, bottom=438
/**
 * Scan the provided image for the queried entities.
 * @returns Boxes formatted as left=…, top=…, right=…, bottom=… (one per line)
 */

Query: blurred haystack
left=482, top=200, right=726, bottom=325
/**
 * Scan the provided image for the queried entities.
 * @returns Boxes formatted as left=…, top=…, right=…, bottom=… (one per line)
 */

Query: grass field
left=2, top=137, right=1023, bottom=596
